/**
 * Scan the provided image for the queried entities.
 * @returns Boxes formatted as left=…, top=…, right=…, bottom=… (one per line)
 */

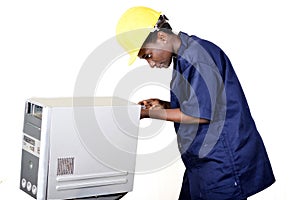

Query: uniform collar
left=173, top=31, right=190, bottom=72
left=177, top=31, right=190, bottom=57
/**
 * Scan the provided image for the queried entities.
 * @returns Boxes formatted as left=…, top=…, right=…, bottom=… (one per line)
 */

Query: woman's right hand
left=138, top=98, right=170, bottom=110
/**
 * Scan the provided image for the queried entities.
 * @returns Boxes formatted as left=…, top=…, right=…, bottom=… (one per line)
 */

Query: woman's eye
left=145, top=54, right=152, bottom=59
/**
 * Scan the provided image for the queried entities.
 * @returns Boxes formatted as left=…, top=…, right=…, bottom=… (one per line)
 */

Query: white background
left=0, top=0, right=299, bottom=199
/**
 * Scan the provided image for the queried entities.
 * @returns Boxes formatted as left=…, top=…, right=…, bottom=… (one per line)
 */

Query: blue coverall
left=170, top=32, right=275, bottom=200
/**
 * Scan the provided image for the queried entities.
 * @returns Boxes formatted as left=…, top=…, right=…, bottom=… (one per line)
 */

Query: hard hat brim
left=128, top=50, right=139, bottom=65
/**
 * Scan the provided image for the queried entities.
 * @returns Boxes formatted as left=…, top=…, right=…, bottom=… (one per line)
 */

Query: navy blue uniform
left=170, top=32, right=275, bottom=200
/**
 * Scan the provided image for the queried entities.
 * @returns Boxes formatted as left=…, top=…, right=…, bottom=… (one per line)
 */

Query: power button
left=26, top=181, right=32, bottom=192
left=21, top=178, right=26, bottom=188
left=32, top=185, right=37, bottom=195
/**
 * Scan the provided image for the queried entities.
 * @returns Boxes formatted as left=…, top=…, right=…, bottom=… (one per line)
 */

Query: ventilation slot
left=57, top=157, right=74, bottom=176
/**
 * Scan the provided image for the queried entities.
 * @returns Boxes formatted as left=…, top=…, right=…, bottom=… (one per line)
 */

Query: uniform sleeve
left=180, top=62, right=221, bottom=121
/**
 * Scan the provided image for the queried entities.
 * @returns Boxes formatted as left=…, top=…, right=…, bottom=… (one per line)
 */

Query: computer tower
left=20, top=97, right=141, bottom=200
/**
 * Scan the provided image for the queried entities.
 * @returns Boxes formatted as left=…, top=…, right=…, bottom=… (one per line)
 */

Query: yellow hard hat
left=116, top=6, right=161, bottom=65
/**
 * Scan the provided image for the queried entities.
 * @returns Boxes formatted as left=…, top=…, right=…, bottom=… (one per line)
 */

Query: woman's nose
left=148, top=60, right=156, bottom=68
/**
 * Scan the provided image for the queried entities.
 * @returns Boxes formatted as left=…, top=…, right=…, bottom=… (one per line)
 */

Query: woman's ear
left=157, top=31, right=168, bottom=43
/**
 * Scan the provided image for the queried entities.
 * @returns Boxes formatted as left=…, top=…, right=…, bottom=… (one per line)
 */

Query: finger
left=144, top=100, right=150, bottom=105
left=150, top=104, right=163, bottom=110
left=138, top=100, right=147, bottom=105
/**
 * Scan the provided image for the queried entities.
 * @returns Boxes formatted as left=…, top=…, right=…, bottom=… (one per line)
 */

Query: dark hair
left=142, top=15, right=173, bottom=46
left=156, top=15, right=173, bottom=33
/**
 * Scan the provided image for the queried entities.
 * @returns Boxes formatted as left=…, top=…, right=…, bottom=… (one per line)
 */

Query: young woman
left=116, top=6, right=275, bottom=200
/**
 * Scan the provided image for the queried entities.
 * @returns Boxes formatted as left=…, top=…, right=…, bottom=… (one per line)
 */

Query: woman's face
left=138, top=33, right=174, bottom=68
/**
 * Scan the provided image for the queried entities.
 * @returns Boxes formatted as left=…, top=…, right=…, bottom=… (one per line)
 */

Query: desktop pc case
left=20, top=97, right=141, bottom=200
